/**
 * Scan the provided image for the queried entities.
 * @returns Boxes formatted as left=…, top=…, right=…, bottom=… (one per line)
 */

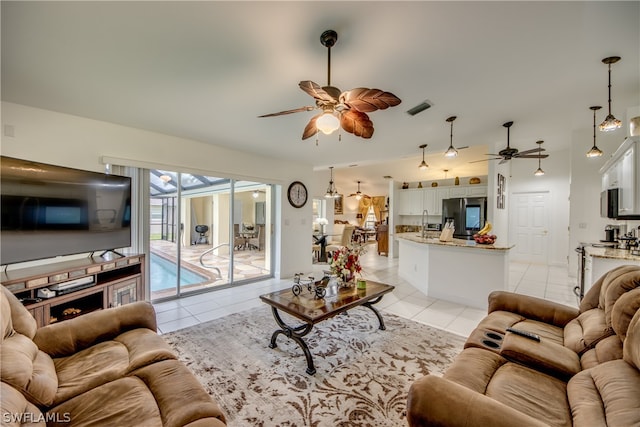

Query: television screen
left=1, top=156, right=132, bottom=265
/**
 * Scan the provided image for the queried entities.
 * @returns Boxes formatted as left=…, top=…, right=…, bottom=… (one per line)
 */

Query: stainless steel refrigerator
left=441, top=197, right=487, bottom=240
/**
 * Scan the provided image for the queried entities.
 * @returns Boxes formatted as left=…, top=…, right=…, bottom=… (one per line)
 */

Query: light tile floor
left=153, top=250, right=579, bottom=336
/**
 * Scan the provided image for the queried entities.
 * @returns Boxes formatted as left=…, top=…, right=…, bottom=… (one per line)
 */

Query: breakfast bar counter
left=396, top=233, right=514, bottom=309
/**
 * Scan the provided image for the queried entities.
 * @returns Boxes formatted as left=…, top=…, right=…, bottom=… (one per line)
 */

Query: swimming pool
left=150, top=253, right=209, bottom=291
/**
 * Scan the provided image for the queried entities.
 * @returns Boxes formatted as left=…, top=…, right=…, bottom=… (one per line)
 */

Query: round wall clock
left=287, top=181, right=308, bottom=208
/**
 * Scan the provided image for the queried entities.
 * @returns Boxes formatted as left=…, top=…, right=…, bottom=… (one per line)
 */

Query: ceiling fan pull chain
left=315, top=131, right=319, bottom=146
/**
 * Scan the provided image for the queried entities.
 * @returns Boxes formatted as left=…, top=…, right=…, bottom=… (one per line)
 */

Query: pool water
left=150, top=253, right=209, bottom=291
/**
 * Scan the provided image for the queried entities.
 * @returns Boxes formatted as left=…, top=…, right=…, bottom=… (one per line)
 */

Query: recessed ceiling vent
left=406, top=100, right=432, bottom=116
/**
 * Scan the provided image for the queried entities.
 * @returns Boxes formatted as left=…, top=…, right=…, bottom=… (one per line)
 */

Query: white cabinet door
left=619, top=145, right=635, bottom=215
left=434, top=188, right=450, bottom=215
left=448, top=187, right=468, bottom=197
left=468, top=186, right=488, bottom=197
left=423, top=189, right=436, bottom=214
left=398, top=189, right=423, bottom=215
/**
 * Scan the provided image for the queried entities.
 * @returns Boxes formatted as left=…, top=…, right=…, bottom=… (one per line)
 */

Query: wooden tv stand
left=1, top=253, right=145, bottom=328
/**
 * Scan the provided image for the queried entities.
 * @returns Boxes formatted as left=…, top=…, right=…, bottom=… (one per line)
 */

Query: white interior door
left=510, top=192, right=549, bottom=264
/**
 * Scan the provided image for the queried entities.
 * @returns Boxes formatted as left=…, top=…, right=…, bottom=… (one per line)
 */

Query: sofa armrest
left=407, top=375, right=549, bottom=427
left=488, top=291, right=579, bottom=327
left=33, top=301, right=157, bottom=357
left=499, top=332, right=581, bottom=381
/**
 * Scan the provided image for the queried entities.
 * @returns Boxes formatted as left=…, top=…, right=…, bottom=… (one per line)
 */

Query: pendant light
left=354, top=181, right=363, bottom=200
left=444, top=116, right=458, bottom=157
left=418, top=144, right=428, bottom=170
left=534, top=141, right=545, bottom=176
left=324, top=166, right=340, bottom=198
left=587, top=106, right=604, bottom=158
left=599, top=56, right=622, bottom=132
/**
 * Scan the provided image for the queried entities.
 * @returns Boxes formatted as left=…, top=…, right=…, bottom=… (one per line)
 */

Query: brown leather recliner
left=468, top=265, right=640, bottom=360
left=407, top=301, right=640, bottom=427
left=0, top=285, right=226, bottom=426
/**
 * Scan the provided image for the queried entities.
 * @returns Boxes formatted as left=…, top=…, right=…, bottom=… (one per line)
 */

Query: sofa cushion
left=46, top=360, right=226, bottom=427
left=568, top=359, right=640, bottom=427
left=580, top=335, right=624, bottom=370
left=624, top=307, right=640, bottom=370
left=563, top=309, right=610, bottom=354
left=443, top=348, right=572, bottom=427
left=51, top=328, right=176, bottom=405
left=611, top=287, right=640, bottom=342
left=1, top=287, right=37, bottom=340
left=1, top=382, right=46, bottom=427
left=1, top=289, right=58, bottom=407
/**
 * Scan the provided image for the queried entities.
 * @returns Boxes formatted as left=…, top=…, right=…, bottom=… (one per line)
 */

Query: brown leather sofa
left=0, top=286, right=226, bottom=426
left=407, top=265, right=640, bottom=426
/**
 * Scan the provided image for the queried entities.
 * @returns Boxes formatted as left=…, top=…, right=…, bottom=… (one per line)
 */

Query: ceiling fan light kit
left=418, top=144, right=429, bottom=170
left=259, top=30, right=401, bottom=142
left=349, top=180, right=371, bottom=200
left=599, top=56, right=622, bottom=132
left=587, top=106, right=604, bottom=158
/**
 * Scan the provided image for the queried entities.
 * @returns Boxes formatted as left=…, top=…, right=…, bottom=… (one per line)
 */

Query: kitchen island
left=584, top=246, right=640, bottom=293
left=396, top=233, right=514, bottom=309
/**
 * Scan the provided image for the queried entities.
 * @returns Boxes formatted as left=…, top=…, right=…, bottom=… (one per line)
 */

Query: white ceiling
left=2, top=2, right=639, bottom=195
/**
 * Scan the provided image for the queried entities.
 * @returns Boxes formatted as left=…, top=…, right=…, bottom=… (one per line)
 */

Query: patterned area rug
left=163, top=305, right=465, bottom=427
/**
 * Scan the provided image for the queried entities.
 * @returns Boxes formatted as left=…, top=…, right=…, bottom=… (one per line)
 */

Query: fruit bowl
left=473, top=234, right=497, bottom=245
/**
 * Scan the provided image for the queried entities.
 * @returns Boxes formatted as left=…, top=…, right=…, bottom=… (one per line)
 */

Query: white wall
left=1, top=102, right=315, bottom=279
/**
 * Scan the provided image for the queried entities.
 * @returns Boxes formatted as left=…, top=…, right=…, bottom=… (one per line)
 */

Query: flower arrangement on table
left=329, top=244, right=366, bottom=286
left=314, top=217, right=329, bottom=234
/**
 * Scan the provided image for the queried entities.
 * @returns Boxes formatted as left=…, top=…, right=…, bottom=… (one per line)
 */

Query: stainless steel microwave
left=600, top=188, right=619, bottom=218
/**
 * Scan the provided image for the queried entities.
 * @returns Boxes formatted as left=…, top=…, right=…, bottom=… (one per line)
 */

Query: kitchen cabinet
left=600, top=137, right=639, bottom=218
left=398, top=185, right=487, bottom=216
left=398, top=188, right=424, bottom=215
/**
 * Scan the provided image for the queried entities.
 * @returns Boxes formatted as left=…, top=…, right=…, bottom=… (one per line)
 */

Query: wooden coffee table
left=260, top=280, right=394, bottom=375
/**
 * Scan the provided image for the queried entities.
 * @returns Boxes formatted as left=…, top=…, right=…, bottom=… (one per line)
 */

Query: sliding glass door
left=148, top=170, right=272, bottom=301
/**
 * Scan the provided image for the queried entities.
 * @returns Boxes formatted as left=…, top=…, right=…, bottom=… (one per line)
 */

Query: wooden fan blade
left=469, top=157, right=501, bottom=163
left=299, top=81, right=338, bottom=103
left=258, top=106, right=315, bottom=117
left=302, top=114, right=321, bottom=140
left=348, top=193, right=372, bottom=199
left=457, top=146, right=470, bottom=150
left=517, top=147, right=546, bottom=156
left=516, top=154, right=549, bottom=159
left=341, top=88, right=402, bottom=113
left=340, top=110, right=374, bottom=139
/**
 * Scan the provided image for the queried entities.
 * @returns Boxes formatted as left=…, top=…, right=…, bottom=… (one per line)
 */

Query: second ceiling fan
left=470, top=121, right=549, bottom=164
left=259, top=30, right=401, bottom=140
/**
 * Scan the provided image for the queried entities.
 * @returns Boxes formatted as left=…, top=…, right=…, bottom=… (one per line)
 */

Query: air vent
left=406, top=100, right=432, bottom=116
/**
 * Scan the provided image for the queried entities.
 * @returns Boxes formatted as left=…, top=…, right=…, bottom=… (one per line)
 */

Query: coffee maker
left=604, top=224, right=621, bottom=243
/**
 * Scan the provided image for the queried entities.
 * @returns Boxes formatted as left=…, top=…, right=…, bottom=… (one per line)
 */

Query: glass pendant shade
left=534, top=167, right=545, bottom=176
left=599, top=56, right=622, bottom=132
left=444, top=145, right=458, bottom=158
left=587, top=106, right=603, bottom=157
left=599, top=114, right=621, bottom=132
left=316, top=111, right=340, bottom=135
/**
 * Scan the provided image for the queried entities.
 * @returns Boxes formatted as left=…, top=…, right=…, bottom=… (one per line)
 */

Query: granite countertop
left=396, top=232, right=514, bottom=251
left=585, top=246, right=640, bottom=261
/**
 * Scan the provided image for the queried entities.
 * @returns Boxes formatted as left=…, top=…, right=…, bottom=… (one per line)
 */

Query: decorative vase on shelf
left=454, top=176, right=460, bottom=185
left=418, top=182, right=423, bottom=188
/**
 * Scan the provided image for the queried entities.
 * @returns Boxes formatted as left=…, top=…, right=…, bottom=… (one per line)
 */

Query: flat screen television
left=1, top=156, right=131, bottom=266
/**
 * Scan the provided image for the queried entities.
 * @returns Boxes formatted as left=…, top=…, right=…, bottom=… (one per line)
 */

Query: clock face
left=287, top=181, right=308, bottom=208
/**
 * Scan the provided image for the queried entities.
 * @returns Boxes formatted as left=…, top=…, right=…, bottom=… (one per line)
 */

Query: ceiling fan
left=470, top=121, right=549, bottom=164
left=348, top=181, right=371, bottom=200
left=258, top=30, right=402, bottom=141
